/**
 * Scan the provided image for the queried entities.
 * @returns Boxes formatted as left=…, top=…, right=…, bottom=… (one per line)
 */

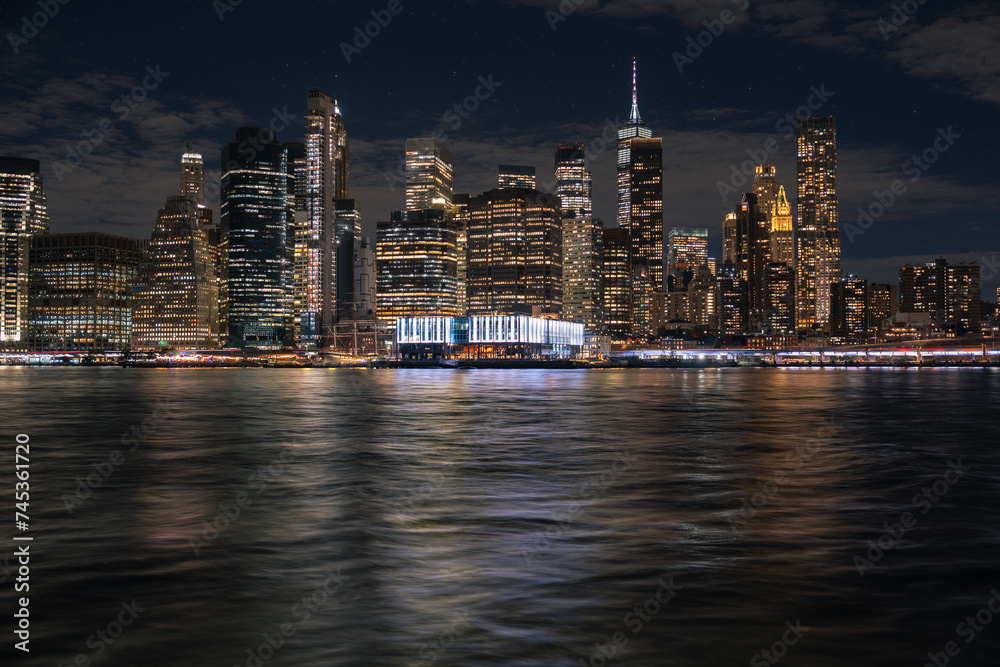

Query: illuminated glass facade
left=666, top=228, right=708, bottom=272
left=405, top=138, right=453, bottom=211
left=181, top=146, right=205, bottom=205
left=626, top=138, right=664, bottom=291
left=1, top=157, right=49, bottom=345
left=467, top=188, right=562, bottom=315
left=498, top=165, right=536, bottom=190
left=556, top=144, right=602, bottom=331
left=831, top=275, right=868, bottom=340
left=450, top=194, right=470, bottom=316
left=299, top=90, right=349, bottom=346
left=796, top=116, right=839, bottom=330
left=763, top=262, right=796, bottom=334
left=617, top=59, right=653, bottom=231
left=376, top=209, right=459, bottom=331
left=133, top=196, right=218, bottom=350
left=27, top=233, right=140, bottom=351
left=601, top=227, right=631, bottom=338
left=396, top=314, right=584, bottom=359
left=220, top=128, right=293, bottom=348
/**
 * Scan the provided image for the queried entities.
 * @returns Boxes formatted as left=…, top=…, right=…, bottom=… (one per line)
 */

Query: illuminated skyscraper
left=666, top=228, right=709, bottom=272
left=770, top=185, right=794, bottom=266
left=617, top=58, right=653, bottom=230
left=753, top=165, right=779, bottom=221
left=467, top=188, right=562, bottom=315
left=27, top=233, right=140, bottom=351
left=181, top=146, right=205, bottom=205
left=734, top=192, right=770, bottom=328
left=450, top=194, right=470, bottom=316
left=300, top=90, right=349, bottom=346
left=601, top=227, right=631, bottom=338
left=219, top=128, right=293, bottom=348
left=556, top=144, right=602, bottom=331
left=763, top=263, right=796, bottom=334
left=376, top=209, right=459, bottom=330
left=0, top=157, right=49, bottom=345
left=796, top=116, right=839, bottom=330
left=133, top=196, right=218, bottom=350
left=717, top=265, right=746, bottom=334
left=831, top=276, right=869, bottom=341
left=405, top=138, right=453, bottom=211
left=625, top=138, right=664, bottom=291
left=722, top=212, right=737, bottom=265
left=498, top=165, right=536, bottom=190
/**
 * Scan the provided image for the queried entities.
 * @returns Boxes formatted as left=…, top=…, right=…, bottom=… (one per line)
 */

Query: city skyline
left=1, top=0, right=997, bottom=296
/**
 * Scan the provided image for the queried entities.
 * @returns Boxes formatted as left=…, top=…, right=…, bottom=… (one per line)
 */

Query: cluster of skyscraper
left=0, top=63, right=987, bottom=353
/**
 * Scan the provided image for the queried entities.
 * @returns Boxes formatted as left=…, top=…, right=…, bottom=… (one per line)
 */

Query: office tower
left=498, top=165, right=536, bottom=190
left=181, top=146, right=205, bottom=205
left=283, top=141, right=308, bottom=341
left=763, top=263, right=796, bottom=334
left=722, top=212, right=737, bottom=265
left=0, top=157, right=49, bottom=345
left=556, top=143, right=602, bottom=331
left=219, top=128, right=293, bottom=348
left=284, top=142, right=308, bottom=212
left=376, top=209, right=459, bottom=331
left=602, top=227, right=631, bottom=338
left=451, top=194, right=470, bottom=316
left=708, top=257, right=717, bottom=276
left=335, top=199, right=362, bottom=243
left=617, top=58, right=653, bottom=230
left=467, top=188, right=562, bottom=315
left=301, top=90, right=349, bottom=346
left=753, top=165, right=779, bottom=218
left=667, top=228, right=709, bottom=272
left=133, top=196, right=218, bottom=350
left=717, top=265, right=746, bottom=334
left=770, top=185, right=794, bottom=266
left=868, top=283, right=898, bottom=331
left=626, top=137, right=664, bottom=290
left=830, top=276, right=869, bottom=340
left=796, top=116, right=839, bottom=330
left=352, top=238, right=376, bottom=321
left=405, top=138, right=453, bottom=211
left=631, top=263, right=654, bottom=336
left=734, top=192, right=770, bottom=328
left=27, top=233, right=140, bottom=351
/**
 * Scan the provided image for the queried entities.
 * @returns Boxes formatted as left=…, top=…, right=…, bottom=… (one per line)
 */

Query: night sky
left=2, top=0, right=998, bottom=294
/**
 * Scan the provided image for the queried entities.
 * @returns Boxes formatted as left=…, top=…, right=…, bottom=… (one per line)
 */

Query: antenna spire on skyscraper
left=630, top=57, right=641, bottom=123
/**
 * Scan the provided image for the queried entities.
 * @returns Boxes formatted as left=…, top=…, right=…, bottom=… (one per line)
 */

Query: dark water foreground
left=1, top=367, right=998, bottom=666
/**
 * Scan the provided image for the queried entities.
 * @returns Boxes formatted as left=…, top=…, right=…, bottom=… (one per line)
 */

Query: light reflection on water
left=2, top=367, right=999, bottom=666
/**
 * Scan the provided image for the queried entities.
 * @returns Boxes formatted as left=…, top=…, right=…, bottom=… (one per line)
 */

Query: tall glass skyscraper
left=300, top=90, right=349, bottom=346
left=627, top=137, right=664, bottom=290
left=796, top=116, right=839, bottom=330
left=405, top=138, right=453, bottom=211
left=0, top=157, right=49, bottom=345
left=556, top=144, right=602, bottom=331
left=220, top=128, right=293, bottom=348
left=617, top=58, right=653, bottom=231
